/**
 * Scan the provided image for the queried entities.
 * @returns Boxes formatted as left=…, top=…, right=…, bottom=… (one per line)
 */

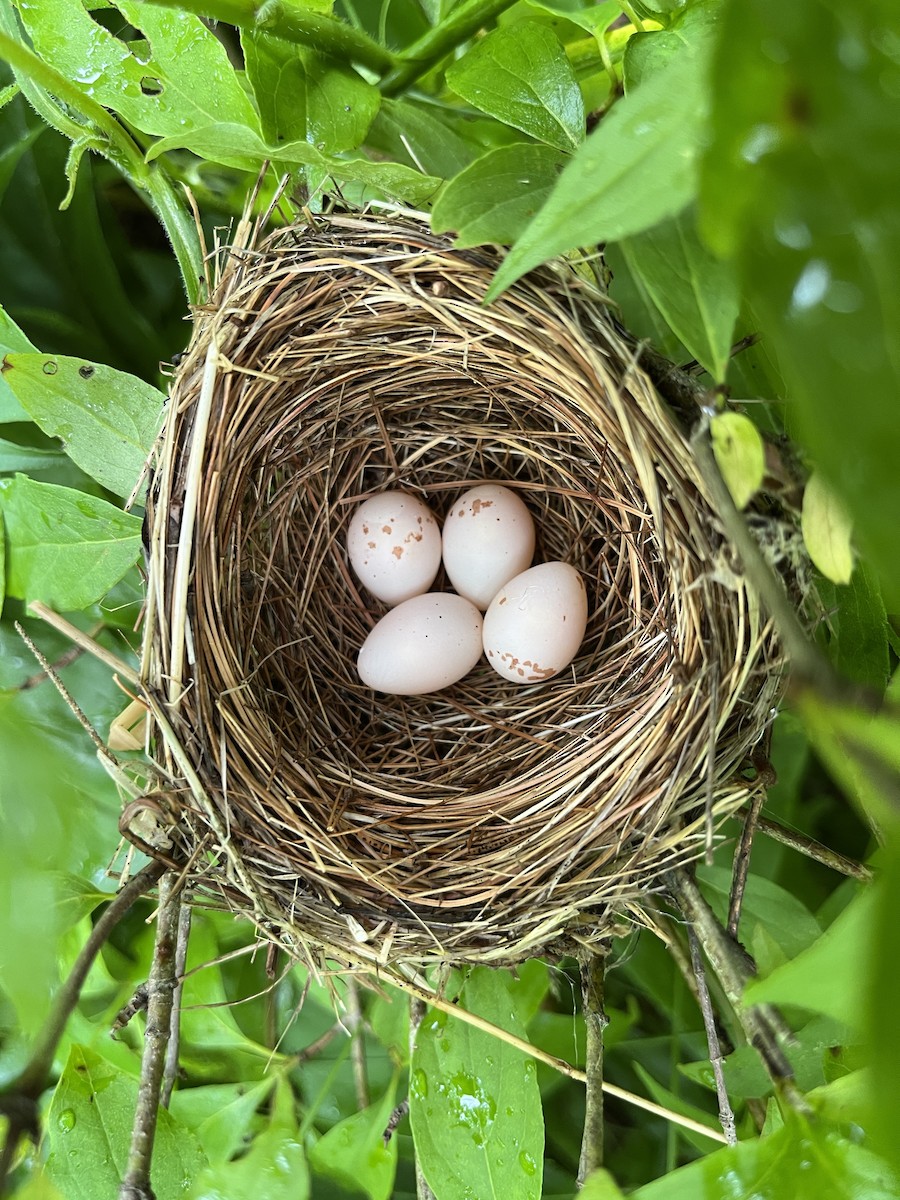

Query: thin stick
left=27, top=602, right=140, bottom=684
left=743, top=807, right=873, bottom=882
left=120, top=874, right=182, bottom=1200
left=577, top=949, right=608, bottom=1184
left=687, top=925, right=737, bottom=1146
left=410, top=999, right=438, bottom=1200
left=0, top=862, right=165, bottom=1196
left=346, top=979, right=370, bottom=1111
left=14, top=621, right=108, bottom=755
left=728, top=791, right=764, bottom=937
left=161, top=904, right=192, bottom=1108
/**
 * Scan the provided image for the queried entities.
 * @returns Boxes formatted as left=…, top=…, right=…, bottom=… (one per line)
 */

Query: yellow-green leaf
left=710, top=412, right=765, bottom=510
left=802, top=471, right=854, bottom=585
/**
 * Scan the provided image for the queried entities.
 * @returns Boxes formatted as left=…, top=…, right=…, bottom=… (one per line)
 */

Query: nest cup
left=143, top=209, right=783, bottom=970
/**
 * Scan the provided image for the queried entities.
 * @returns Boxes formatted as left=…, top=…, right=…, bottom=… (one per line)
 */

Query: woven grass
left=140, top=208, right=786, bottom=970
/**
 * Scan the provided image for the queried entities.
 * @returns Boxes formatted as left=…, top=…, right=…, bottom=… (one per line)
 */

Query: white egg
left=357, top=593, right=484, bottom=696
left=442, top=484, right=536, bottom=610
left=483, top=562, right=588, bottom=684
left=347, top=491, right=442, bottom=606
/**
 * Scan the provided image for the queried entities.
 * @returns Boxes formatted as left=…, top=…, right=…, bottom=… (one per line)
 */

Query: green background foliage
left=0, top=0, right=898, bottom=1197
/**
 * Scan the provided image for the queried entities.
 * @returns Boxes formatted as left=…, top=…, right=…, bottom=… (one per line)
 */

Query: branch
left=728, top=791, right=765, bottom=938
left=669, top=870, right=811, bottom=1115
left=380, top=0, right=520, bottom=95
left=687, top=925, right=737, bottom=1146
left=0, top=862, right=165, bottom=1197
left=577, top=949, right=608, bottom=1185
left=120, top=874, right=182, bottom=1200
left=741, top=805, right=873, bottom=882
left=161, top=904, right=192, bottom=1109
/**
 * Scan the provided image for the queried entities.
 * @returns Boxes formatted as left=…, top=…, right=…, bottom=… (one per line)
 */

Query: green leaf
left=745, top=883, right=874, bottom=1027
left=188, top=1077, right=309, bottom=1200
left=242, top=32, right=379, bottom=152
left=697, top=864, right=822, bottom=961
left=802, top=471, right=854, bottom=585
left=369, top=986, right=411, bottom=1067
left=410, top=967, right=544, bottom=1200
left=710, top=412, right=766, bottom=509
left=581, top=1169, right=628, bottom=1200
left=0, top=437, right=69, bottom=476
left=142, top=121, right=442, bottom=204
left=628, top=1114, right=897, bottom=1200
left=0, top=301, right=35, bottom=422
left=869, top=840, right=900, bottom=1178
left=16, top=0, right=260, bottom=142
left=524, top=0, right=623, bottom=41
left=831, top=563, right=891, bottom=692
left=699, top=0, right=900, bottom=608
left=367, top=98, right=482, bottom=179
left=309, top=1079, right=399, bottom=1200
left=0, top=474, right=142, bottom=610
left=2, top=353, right=164, bottom=496
left=447, top=21, right=585, bottom=152
left=46, top=1045, right=207, bottom=1200
left=169, top=1078, right=277, bottom=1165
left=613, top=207, right=741, bottom=381
left=486, top=9, right=718, bottom=299
left=432, top=143, right=567, bottom=247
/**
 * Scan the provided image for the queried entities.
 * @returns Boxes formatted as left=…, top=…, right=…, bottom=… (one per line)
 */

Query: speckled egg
left=441, top=484, right=536, bottom=610
left=357, top=593, right=484, bottom=696
left=483, top=562, right=588, bottom=684
left=347, top=491, right=442, bottom=606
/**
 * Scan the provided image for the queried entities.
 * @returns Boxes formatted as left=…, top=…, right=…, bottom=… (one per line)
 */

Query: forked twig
left=120, top=873, right=183, bottom=1200
left=728, top=790, right=765, bottom=938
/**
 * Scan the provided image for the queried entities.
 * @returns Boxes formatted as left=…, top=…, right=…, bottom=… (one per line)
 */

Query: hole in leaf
left=42, top=360, right=59, bottom=376
left=78, top=364, right=95, bottom=379
left=140, top=76, right=164, bottom=97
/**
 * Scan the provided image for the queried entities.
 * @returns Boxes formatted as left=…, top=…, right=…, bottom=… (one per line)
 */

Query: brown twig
left=17, top=623, right=101, bottom=688
left=120, top=873, right=182, bottom=1200
left=669, top=869, right=811, bottom=1116
left=14, top=621, right=108, bottom=755
left=161, top=904, right=192, bottom=1108
left=743, top=807, right=873, bottom=882
left=728, top=790, right=765, bottom=938
left=687, top=925, right=737, bottom=1146
left=577, top=948, right=609, bottom=1185
left=382, top=1098, right=409, bottom=1146
left=0, top=862, right=165, bottom=1198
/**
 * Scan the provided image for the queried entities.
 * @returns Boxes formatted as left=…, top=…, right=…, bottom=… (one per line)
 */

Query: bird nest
left=140, top=208, right=786, bottom=971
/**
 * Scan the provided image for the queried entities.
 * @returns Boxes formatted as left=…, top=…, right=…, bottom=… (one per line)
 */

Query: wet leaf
left=710, top=411, right=766, bottom=509
left=2, top=353, right=164, bottom=497
left=802, top=471, right=854, bottom=585
left=16, top=0, right=259, bottom=141
left=0, top=301, right=34, bottom=422
left=432, top=143, right=567, bottom=247
left=0, top=474, right=142, bottom=610
left=46, top=1045, right=207, bottom=1200
left=169, top=1078, right=277, bottom=1166
left=447, top=21, right=585, bottom=152
left=242, top=32, right=379, bottom=152
left=410, top=968, right=544, bottom=1200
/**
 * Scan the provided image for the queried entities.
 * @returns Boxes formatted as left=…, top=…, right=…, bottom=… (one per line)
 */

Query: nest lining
left=142, top=210, right=785, bottom=967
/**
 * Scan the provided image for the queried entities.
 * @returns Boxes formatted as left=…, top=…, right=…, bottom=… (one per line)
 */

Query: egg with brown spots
left=347, top=491, right=441, bottom=605
left=442, top=484, right=536, bottom=610
left=483, top=562, right=588, bottom=684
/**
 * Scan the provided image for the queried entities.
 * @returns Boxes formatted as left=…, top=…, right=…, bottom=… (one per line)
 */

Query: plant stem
left=144, top=0, right=396, bottom=71
left=728, top=790, right=765, bottom=937
left=120, top=873, right=182, bottom=1200
left=577, top=950, right=608, bottom=1184
left=687, top=925, right=737, bottom=1146
left=739, top=805, right=873, bottom=881
left=161, top=904, right=192, bottom=1109
left=0, top=863, right=165, bottom=1197
left=379, top=0, right=521, bottom=96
